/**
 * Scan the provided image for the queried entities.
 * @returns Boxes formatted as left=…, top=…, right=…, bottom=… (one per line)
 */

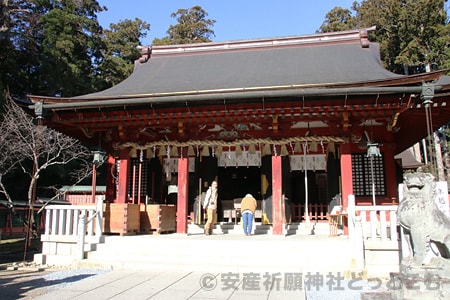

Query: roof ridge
left=139, top=27, right=376, bottom=60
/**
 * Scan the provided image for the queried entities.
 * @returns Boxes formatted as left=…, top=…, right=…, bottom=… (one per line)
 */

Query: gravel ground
left=0, top=237, right=110, bottom=299
left=0, top=262, right=109, bottom=299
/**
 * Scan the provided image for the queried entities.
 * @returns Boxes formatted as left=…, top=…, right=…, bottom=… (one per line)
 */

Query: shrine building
left=28, top=28, right=450, bottom=235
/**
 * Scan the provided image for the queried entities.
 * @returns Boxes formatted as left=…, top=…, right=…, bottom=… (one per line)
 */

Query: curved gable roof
left=77, top=28, right=407, bottom=100
left=30, top=28, right=446, bottom=106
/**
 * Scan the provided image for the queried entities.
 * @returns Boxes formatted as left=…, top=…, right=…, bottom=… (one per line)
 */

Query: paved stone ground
left=0, top=263, right=109, bottom=300
left=0, top=234, right=394, bottom=299
left=1, top=265, right=395, bottom=300
left=0, top=241, right=105, bottom=299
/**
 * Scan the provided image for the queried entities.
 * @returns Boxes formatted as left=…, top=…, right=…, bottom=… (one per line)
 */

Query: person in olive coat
left=202, top=181, right=218, bottom=235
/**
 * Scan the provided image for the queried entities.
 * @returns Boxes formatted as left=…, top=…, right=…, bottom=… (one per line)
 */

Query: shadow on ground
left=0, top=236, right=42, bottom=264
left=0, top=268, right=98, bottom=299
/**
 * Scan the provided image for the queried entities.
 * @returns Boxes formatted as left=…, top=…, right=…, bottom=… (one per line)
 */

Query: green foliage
left=353, top=0, right=405, bottom=73
left=362, top=0, right=449, bottom=74
left=0, top=0, right=41, bottom=99
left=0, top=0, right=106, bottom=99
left=394, top=0, right=449, bottom=73
left=152, top=6, right=215, bottom=45
left=96, top=18, right=150, bottom=89
left=318, top=6, right=357, bottom=33
left=39, top=0, right=105, bottom=96
left=0, top=2, right=152, bottom=201
left=321, top=0, right=450, bottom=75
left=0, top=0, right=154, bottom=102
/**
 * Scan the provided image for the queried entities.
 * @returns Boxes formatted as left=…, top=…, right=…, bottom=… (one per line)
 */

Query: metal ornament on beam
left=421, top=83, right=435, bottom=104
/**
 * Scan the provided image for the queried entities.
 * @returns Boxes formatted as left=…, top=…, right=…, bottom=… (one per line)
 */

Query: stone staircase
left=78, top=222, right=361, bottom=275
left=186, top=221, right=331, bottom=236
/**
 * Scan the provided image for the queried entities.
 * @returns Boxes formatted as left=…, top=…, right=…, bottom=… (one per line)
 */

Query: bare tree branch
left=0, top=96, right=93, bottom=213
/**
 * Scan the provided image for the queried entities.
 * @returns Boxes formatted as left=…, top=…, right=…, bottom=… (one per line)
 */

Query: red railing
left=290, top=203, right=329, bottom=222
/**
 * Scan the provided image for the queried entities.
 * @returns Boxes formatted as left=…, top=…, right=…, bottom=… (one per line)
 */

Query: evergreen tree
left=0, top=0, right=106, bottom=100
left=96, top=18, right=150, bottom=89
left=320, top=1, right=449, bottom=75
left=39, top=0, right=105, bottom=96
left=0, top=0, right=41, bottom=103
left=153, top=6, right=215, bottom=45
left=353, top=0, right=449, bottom=74
left=394, top=0, right=450, bottom=73
left=318, top=6, right=357, bottom=33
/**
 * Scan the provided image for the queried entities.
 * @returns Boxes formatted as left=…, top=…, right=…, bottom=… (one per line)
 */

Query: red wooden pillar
left=272, top=155, right=283, bottom=235
left=383, top=144, right=397, bottom=203
left=116, top=149, right=130, bottom=204
left=340, top=143, right=353, bottom=208
left=105, top=155, right=116, bottom=202
left=340, top=143, right=353, bottom=235
left=176, top=158, right=189, bottom=234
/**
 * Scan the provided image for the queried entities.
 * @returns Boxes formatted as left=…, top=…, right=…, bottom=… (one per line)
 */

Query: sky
left=97, top=1, right=357, bottom=46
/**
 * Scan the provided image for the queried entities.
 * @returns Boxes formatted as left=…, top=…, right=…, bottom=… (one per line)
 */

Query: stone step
left=187, top=222, right=331, bottom=236
left=82, top=232, right=356, bottom=274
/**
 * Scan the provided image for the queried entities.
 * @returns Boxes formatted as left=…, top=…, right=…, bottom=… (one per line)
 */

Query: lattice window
left=351, top=153, right=386, bottom=197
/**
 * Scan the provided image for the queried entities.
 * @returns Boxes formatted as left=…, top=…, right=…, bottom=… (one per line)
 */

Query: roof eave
left=28, top=84, right=442, bottom=112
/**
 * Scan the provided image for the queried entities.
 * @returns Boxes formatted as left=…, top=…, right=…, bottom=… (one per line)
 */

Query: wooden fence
left=290, top=203, right=329, bottom=222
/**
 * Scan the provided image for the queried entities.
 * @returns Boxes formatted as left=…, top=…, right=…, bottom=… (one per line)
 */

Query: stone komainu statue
left=397, top=172, right=450, bottom=267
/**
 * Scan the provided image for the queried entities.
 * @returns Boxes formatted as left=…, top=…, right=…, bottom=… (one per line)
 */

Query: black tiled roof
left=77, top=29, right=403, bottom=100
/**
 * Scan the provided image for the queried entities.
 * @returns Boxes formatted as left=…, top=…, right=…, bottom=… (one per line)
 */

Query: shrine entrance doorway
left=217, top=166, right=261, bottom=222
left=218, top=166, right=261, bottom=200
